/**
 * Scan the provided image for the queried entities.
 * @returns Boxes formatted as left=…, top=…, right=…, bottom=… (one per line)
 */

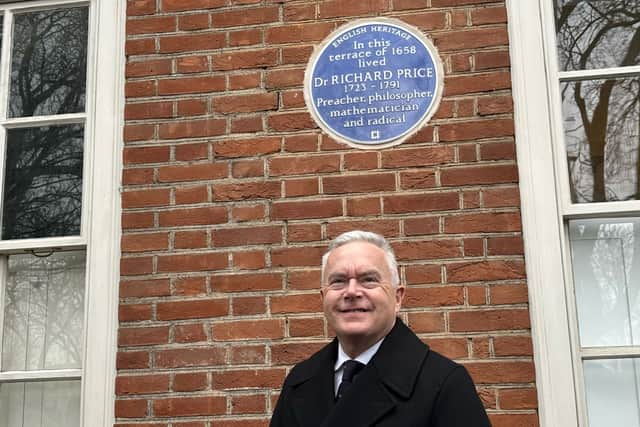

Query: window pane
left=1, top=251, right=85, bottom=371
left=562, top=77, right=640, bottom=203
left=0, top=380, right=80, bottom=427
left=583, top=358, right=640, bottom=427
left=9, top=7, right=88, bottom=117
left=2, top=124, right=84, bottom=240
left=555, top=0, right=640, bottom=71
left=569, top=219, right=640, bottom=347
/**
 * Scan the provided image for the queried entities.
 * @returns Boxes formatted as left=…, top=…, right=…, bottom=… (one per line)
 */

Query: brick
left=266, top=22, right=333, bottom=44
left=122, top=168, right=154, bottom=185
left=284, top=3, right=316, bottom=21
left=494, top=336, right=533, bottom=357
left=161, top=0, right=225, bottom=12
left=156, top=348, right=226, bottom=368
left=272, top=199, right=342, bottom=220
left=174, top=372, right=208, bottom=392
left=116, top=375, right=169, bottom=395
left=211, top=6, right=279, bottom=27
left=158, top=76, right=225, bottom=95
left=174, top=277, right=208, bottom=296
left=450, top=309, right=531, bottom=332
left=212, top=273, right=283, bottom=292
left=177, top=99, right=208, bottom=117
left=439, top=119, right=514, bottom=142
left=122, top=232, right=168, bottom=252
left=159, top=118, right=226, bottom=139
left=483, top=186, right=520, bottom=208
left=489, top=413, right=539, bottom=427
left=441, top=164, right=519, bottom=186
left=268, top=112, right=316, bottom=132
left=229, top=29, right=263, bottom=47
left=127, top=16, right=175, bottom=35
left=464, top=237, right=484, bottom=256
left=212, top=319, right=284, bottom=340
left=445, top=71, right=511, bottom=96
left=153, top=396, right=226, bottom=417
left=446, top=260, right=526, bottom=283
left=119, top=326, right=169, bottom=347
left=117, top=350, right=149, bottom=369
left=212, top=226, right=282, bottom=247
left=124, top=146, right=170, bottom=165
left=288, top=270, right=321, bottom=290
left=265, top=68, right=304, bottom=89
left=346, top=197, right=381, bottom=216
left=271, top=342, right=326, bottom=365
left=125, top=37, right=155, bottom=55
left=327, top=222, right=395, bottom=243
left=284, top=178, right=319, bottom=197
left=318, top=0, right=388, bottom=18
left=404, top=217, right=439, bottom=236
left=213, top=93, right=278, bottom=114
left=272, top=246, right=326, bottom=267
left=157, top=298, right=228, bottom=320
left=491, top=284, right=529, bottom=305
left=400, top=11, right=448, bottom=30
left=125, top=80, right=155, bottom=98
left=212, top=368, right=285, bottom=389
left=128, top=0, right=155, bottom=15
left=175, top=230, right=208, bottom=249
left=384, top=192, right=459, bottom=214
left=289, top=317, right=324, bottom=337
left=407, top=312, right=445, bottom=333
left=179, top=13, right=210, bottom=30
left=270, top=154, right=340, bottom=176
left=499, top=387, right=538, bottom=409
left=444, top=212, right=521, bottom=233
left=124, top=124, right=155, bottom=141
left=119, top=304, right=153, bottom=322
left=214, top=136, right=281, bottom=158
left=488, top=236, right=524, bottom=255
left=282, top=45, right=314, bottom=64
left=478, top=95, right=513, bottom=116
left=434, top=27, right=509, bottom=52
left=232, top=251, right=266, bottom=271
left=404, top=264, right=442, bottom=285
left=465, top=361, right=535, bottom=384
left=115, top=399, right=147, bottom=418
left=157, top=252, right=228, bottom=273
left=158, top=162, right=227, bottom=183
left=120, top=256, right=153, bottom=276
left=231, top=205, right=266, bottom=222
left=232, top=296, right=267, bottom=315
left=404, top=286, right=464, bottom=308
left=214, top=182, right=280, bottom=201
left=212, top=48, right=278, bottom=71
left=323, top=173, right=395, bottom=194
left=232, top=160, right=263, bottom=178
left=480, top=142, right=516, bottom=161
left=175, top=186, right=209, bottom=205
left=126, top=59, right=171, bottom=77
left=120, top=278, right=170, bottom=298
left=159, top=207, right=227, bottom=227
left=344, top=152, right=378, bottom=170
left=271, top=293, right=321, bottom=314
left=175, top=323, right=208, bottom=343
left=395, top=239, right=462, bottom=261
left=160, top=33, right=225, bottom=53
left=471, top=5, right=507, bottom=25
left=287, top=224, right=321, bottom=242
left=476, top=50, right=511, bottom=70
left=229, top=345, right=266, bottom=365
left=231, top=394, right=266, bottom=414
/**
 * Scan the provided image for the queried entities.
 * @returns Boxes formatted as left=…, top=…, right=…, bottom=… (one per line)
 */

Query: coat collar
left=287, top=318, right=429, bottom=426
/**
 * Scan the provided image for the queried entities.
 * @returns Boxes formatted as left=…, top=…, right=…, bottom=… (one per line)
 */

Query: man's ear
left=395, top=286, right=405, bottom=311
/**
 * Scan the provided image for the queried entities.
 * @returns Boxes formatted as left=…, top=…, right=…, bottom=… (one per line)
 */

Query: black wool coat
left=270, top=319, right=491, bottom=427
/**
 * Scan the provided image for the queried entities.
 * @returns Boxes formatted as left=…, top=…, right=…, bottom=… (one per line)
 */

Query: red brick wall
left=118, top=0, right=537, bottom=426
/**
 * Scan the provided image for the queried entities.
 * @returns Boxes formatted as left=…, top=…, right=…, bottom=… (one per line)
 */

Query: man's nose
left=343, top=277, right=363, bottom=296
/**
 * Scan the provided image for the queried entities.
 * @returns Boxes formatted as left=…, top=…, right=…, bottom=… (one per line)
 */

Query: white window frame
left=0, top=0, right=123, bottom=425
left=508, top=1, right=640, bottom=425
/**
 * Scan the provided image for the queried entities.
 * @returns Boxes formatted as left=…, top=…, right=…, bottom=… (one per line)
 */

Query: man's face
left=321, top=241, right=404, bottom=350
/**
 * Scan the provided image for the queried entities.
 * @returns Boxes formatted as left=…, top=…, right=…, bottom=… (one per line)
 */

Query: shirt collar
left=334, top=337, right=384, bottom=372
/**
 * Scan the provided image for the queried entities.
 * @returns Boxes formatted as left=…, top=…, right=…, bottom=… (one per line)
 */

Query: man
left=271, top=230, right=491, bottom=427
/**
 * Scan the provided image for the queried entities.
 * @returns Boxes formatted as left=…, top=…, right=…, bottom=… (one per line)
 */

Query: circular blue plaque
left=305, top=18, right=444, bottom=149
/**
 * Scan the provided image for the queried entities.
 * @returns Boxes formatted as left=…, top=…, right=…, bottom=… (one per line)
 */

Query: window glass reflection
left=0, top=380, right=80, bottom=427
left=583, top=358, right=640, bottom=427
left=1, top=251, right=85, bottom=372
left=562, top=77, right=639, bottom=203
left=569, top=219, right=640, bottom=347
left=555, top=0, right=640, bottom=71
left=2, top=124, right=84, bottom=240
left=9, top=7, right=88, bottom=117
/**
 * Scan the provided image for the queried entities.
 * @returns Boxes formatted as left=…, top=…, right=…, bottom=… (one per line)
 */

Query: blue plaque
left=304, top=18, right=443, bottom=149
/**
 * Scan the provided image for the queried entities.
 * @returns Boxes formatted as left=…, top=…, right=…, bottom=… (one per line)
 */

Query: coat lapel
left=290, top=340, right=337, bottom=426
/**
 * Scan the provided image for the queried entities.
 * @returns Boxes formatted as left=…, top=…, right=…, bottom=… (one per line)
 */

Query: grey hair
left=321, top=230, right=400, bottom=287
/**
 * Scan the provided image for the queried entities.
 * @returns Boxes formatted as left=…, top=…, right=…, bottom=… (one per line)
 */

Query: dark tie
left=336, top=360, right=365, bottom=400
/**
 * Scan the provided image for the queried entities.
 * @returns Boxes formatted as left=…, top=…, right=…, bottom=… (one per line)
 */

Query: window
left=508, top=0, right=640, bottom=426
left=0, top=1, right=122, bottom=426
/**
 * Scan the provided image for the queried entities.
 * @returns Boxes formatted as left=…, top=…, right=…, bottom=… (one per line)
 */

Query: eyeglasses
left=323, top=274, right=385, bottom=291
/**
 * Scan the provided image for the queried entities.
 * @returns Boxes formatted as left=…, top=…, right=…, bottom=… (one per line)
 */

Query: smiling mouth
left=339, top=308, right=370, bottom=313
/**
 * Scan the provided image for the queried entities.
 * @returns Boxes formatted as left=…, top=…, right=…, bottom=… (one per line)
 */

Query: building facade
left=0, top=0, right=638, bottom=426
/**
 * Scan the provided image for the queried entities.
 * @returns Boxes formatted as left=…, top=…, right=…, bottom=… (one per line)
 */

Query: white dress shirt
left=333, top=338, right=384, bottom=396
